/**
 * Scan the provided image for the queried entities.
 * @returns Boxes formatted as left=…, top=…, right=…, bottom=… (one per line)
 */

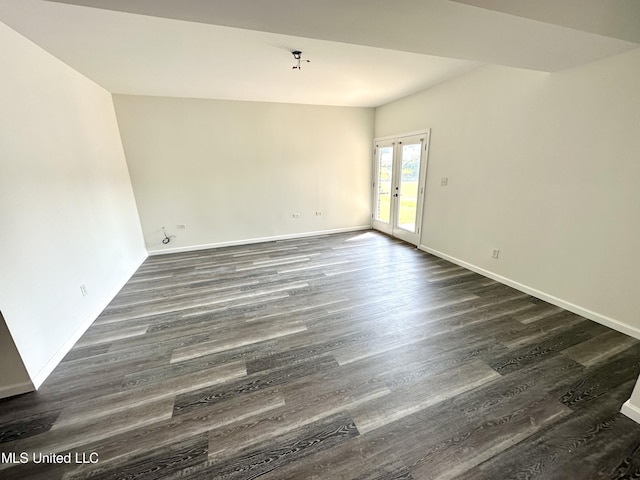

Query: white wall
left=375, top=47, right=640, bottom=337
left=113, top=95, right=374, bottom=253
left=0, top=311, right=32, bottom=397
left=0, top=22, right=147, bottom=392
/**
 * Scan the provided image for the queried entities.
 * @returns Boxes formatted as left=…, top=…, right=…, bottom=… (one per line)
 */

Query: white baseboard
left=419, top=245, right=640, bottom=341
left=31, top=254, right=148, bottom=389
left=621, top=400, right=640, bottom=425
left=148, top=226, right=372, bottom=256
left=0, top=380, right=35, bottom=400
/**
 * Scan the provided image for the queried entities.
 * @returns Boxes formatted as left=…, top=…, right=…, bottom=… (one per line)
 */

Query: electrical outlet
left=176, top=224, right=187, bottom=229
left=492, top=249, right=500, bottom=259
left=441, top=177, right=448, bottom=186
left=80, top=284, right=88, bottom=296
left=292, top=213, right=300, bottom=218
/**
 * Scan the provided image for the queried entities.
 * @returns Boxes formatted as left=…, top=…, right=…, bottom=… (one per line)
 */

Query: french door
left=372, top=131, right=429, bottom=245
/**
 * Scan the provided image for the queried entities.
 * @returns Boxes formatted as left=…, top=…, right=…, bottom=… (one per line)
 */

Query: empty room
left=1, top=1, right=640, bottom=478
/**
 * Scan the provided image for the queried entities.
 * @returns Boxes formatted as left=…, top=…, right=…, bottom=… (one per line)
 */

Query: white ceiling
left=0, top=0, right=638, bottom=107
left=452, top=0, right=640, bottom=44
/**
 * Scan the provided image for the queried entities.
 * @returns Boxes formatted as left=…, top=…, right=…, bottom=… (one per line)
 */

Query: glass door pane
left=374, top=144, right=393, bottom=224
left=396, top=142, right=421, bottom=233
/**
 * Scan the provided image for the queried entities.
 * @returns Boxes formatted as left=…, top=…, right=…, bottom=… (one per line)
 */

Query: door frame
left=371, top=129, right=430, bottom=246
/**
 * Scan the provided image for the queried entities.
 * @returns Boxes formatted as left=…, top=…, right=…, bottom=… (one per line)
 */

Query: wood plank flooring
left=1, top=230, right=640, bottom=479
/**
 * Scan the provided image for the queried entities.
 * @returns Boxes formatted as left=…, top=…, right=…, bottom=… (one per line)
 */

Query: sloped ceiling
left=452, top=0, right=640, bottom=44
left=0, top=0, right=638, bottom=107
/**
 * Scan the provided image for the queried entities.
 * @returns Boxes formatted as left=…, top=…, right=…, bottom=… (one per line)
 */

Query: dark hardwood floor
left=1, top=230, right=640, bottom=479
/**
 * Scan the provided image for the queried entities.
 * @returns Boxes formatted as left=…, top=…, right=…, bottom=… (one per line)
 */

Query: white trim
left=0, top=380, right=35, bottom=400
left=31, top=254, right=148, bottom=389
left=374, top=130, right=429, bottom=143
left=419, top=245, right=640, bottom=341
left=148, top=226, right=372, bottom=256
left=621, top=400, right=640, bottom=425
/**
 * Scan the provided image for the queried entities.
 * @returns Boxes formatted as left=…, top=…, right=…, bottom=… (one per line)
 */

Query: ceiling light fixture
left=291, top=50, right=310, bottom=70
